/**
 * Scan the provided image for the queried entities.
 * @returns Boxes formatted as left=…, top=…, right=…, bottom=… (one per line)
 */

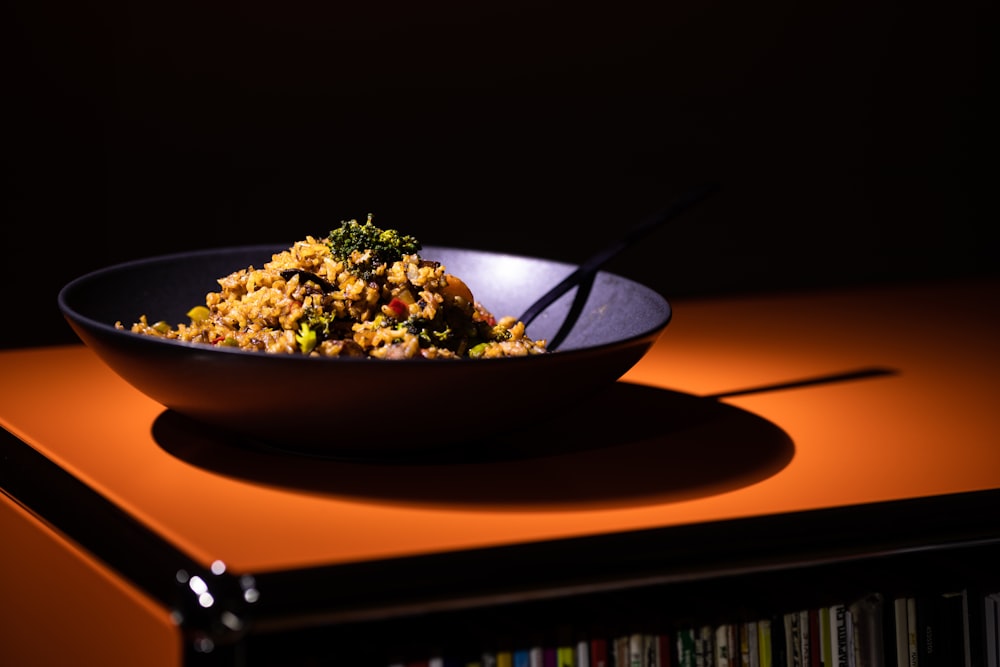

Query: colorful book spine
left=758, top=619, right=773, bottom=667
left=677, top=628, right=697, bottom=667
left=589, top=637, right=608, bottom=667
left=808, top=609, right=821, bottom=667
left=819, top=606, right=833, bottom=667
left=654, top=633, right=673, bottom=667
left=557, top=645, right=576, bottom=667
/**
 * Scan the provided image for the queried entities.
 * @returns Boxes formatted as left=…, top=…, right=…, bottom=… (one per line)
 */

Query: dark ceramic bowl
left=58, top=244, right=671, bottom=456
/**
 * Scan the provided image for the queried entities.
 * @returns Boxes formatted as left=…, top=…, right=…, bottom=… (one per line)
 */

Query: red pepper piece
left=387, top=297, right=408, bottom=318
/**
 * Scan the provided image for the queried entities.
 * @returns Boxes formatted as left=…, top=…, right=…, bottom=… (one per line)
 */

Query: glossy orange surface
left=0, top=492, right=181, bottom=667
left=2, top=277, right=998, bottom=576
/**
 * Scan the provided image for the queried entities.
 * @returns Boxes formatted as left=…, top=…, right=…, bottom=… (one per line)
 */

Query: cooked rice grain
left=119, top=235, right=548, bottom=359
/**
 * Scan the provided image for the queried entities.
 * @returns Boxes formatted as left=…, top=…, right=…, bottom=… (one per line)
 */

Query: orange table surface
left=2, top=276, right=999, bottom=576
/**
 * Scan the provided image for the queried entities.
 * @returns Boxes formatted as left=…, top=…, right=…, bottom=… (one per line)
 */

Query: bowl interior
left=60, top=244, right=669, bottom=352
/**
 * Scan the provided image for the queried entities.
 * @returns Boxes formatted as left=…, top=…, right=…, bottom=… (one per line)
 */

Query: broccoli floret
left=326, top=214, right=421, bottom=279
left=295, top=321, right=318, bottom=355
left=300, top=306, right=346, bottom=338
left=402, top=313, right=508, bottom=356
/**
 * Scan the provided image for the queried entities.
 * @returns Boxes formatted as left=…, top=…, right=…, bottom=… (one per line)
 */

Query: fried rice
left=118, top=222, right=548, bottom=360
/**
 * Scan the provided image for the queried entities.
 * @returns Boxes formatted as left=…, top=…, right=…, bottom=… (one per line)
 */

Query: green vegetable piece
left=296, top=322, right=317, bottom=354
left=468, top=342, right=489, bottom=358
left=326, top=214, right=421, bottom=280
left=152, top=321, right=171, bottom=334
left=187, top=305, right=211, bottom=323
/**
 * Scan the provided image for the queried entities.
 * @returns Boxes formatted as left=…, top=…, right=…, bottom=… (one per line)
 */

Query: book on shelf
left=614, top=635, right=632, bottom=667
left=807, top=609, right=821, bottom=667
left=715, top=624, right=735, bottom=667
left=907, top=597, right=919, bottom=667
left=549, top=626, right=577, bottom=667
left=828, top=603, right=850, bottom=667
left=676, top=627, right=697, bottom=667
left=627, top=633, right=644, bottom=667
left=913, top=593, right=943, bottom=667
left=430, top=658, right=466, bottom=667
left=588, top=637, right=608, bottom=667
left=985, top=592, right=1000, bottom=667
left=513, top=650, right=533, bottom=667
left=934, top=591, right=967, bottom=667
left=892, top=597, right=909, bottom=667
left=799, top=610, right=812, bottom=667
left=758, top=618, right=773, bottom=667
left=556, top=644, right=576, bottom=667
left=784, top=611, right=802, bottom=667
left=848, top=592, right=885, bottom=667
left=642, top=633, right=671, bottom=667
left=772, top=609, right=808, bottom=667
left=819, top=606, right=833, bottom=667
left=848, top=601, right=862, bottom=667
left=514, top=646, right=545, bottom=667
left=742, top=620, right=760, bottom=667
left=775, top=611, right=791, bottom=667
left=964, top=586, right=997, bottom=667
left=698, top=624, right=716, bottom=667
left=739, top=622, right=750, bottom=667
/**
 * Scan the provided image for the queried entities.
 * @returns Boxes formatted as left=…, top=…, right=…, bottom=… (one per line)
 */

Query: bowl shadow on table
left=152, top=382, right=794, bottom=510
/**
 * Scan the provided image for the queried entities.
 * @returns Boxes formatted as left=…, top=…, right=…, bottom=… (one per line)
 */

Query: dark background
left=3, top=1, right=994, bottom=349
